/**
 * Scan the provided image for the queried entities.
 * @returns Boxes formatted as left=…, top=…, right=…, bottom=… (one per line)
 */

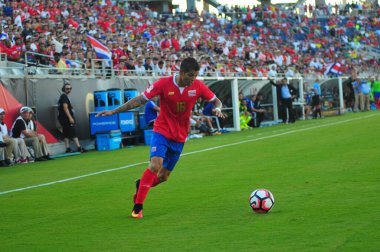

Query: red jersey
left=143, top=76, right=215, bottom=142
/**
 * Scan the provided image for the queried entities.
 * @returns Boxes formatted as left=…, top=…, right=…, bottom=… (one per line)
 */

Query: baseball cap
left=20, top=106, right=32, bottom=113
left=0, top=108, right=5, bottom=114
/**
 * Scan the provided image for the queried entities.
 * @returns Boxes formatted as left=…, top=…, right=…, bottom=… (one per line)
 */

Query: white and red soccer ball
left=249, top=189, right=275, bottom=213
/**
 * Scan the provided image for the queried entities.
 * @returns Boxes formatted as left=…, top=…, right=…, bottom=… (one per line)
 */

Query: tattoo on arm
left=113, top=95, right=148, bottom=113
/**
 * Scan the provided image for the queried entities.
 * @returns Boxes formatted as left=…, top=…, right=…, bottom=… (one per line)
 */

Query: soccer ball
left=249, top=189, right=275, bottom=213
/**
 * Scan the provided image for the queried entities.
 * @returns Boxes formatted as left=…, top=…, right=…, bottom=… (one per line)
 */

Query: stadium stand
left=0, top=0, right=378, bottom=78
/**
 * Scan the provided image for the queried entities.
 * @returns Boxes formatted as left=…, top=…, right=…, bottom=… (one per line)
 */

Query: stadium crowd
left=0, top=0, right=379, bottom=78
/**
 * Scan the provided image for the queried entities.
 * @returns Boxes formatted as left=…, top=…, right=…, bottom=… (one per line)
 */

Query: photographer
left=58, top=81, right=87, bottom=153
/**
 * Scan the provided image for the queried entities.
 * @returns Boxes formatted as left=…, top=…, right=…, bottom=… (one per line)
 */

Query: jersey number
left=177, top=102, right=186, bottom=113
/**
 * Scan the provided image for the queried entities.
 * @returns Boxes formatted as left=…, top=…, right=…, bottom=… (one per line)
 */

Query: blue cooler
left=144, top=129, right=153, bottom=145
left=96, top=130, right=122, bottom=151
left=94, top=90, right=108, bottom=112
left=124, top=88, right=138, bottom=103
left=107, top=88, right=123, bottom=110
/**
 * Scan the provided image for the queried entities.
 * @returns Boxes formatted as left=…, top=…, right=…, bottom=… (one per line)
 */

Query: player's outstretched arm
left=212, top=97, right=225, bottom=119
left=96, top=95, right=148, bottom=117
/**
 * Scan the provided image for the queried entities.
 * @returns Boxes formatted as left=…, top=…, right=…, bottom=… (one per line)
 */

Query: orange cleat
left=131, top=210, right=143, bottom=219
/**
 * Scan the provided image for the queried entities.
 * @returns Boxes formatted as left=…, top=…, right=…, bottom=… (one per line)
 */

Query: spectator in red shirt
left=171, top=35, right=180, bottom=51
left=160, top=33, right=171, bottom=50
left=0, top=36, right=11, bottom=55
left=9, top=37, right=22, bottom=61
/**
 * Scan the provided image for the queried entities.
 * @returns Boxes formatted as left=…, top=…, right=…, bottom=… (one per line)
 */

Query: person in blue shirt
left=2, top=2, right=13, bottom=17
left=252, top=94, right=266, bottom=127
left=202, top=102, right=215, bottom=116
left=351, top=72, right=361, bottom=112
left=271, top=78, right=298, bottom=124
left=193, top=97, right=215, bottom=131
left=144, top=97, right=160, bottom=128
left=202, top=102, right=227, bottom=129
left=312, top=78, right=322, bottom=119
left=360, top=79, right=371, bottom=111
left=247, top=94, right=266, bottom=127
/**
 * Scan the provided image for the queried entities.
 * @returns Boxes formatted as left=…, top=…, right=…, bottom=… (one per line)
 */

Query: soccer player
left=97, top=57, right=224, bottom=218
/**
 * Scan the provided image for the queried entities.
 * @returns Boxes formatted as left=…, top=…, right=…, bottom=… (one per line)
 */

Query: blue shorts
left=149, top=132, right=184, bottom=171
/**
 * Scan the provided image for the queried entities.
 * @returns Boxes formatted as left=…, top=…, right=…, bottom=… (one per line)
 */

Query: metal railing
left=90, top=59, right=114, bottom=79
left=24, top=51, right=53, bottom=67
left=0, top=52, right=7, bottom=61
left=22, top=51, right=88, bottom=76
left=1, top=52, right=379, bottom=79
left=0, top=65, right=376, bottom=80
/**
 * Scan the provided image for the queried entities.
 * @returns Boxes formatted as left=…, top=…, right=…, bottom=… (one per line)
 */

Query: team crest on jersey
left=168, top=92, right=174, bottom=96
left=188, top=90, right=196, bottom=97
left=151, top=146, right=156, bottom=152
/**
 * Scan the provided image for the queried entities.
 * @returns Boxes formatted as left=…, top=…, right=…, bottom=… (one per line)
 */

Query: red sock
left=135, top=169, right=158, bottom=204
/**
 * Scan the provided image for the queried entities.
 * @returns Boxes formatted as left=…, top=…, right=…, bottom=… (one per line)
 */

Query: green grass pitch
left=1, top=112, right=379, bottom=251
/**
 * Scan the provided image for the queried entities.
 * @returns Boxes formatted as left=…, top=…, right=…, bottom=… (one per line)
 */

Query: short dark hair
left=180, top=57, right=200, bottom=72
left=61, top=81, right=71, bottom=92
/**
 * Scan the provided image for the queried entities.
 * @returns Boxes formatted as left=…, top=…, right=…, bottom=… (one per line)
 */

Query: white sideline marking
left=181, top=114, right=378, bottom=155
left=0, top=114, right=378, bottom=196
left=0, top=162, right=149, bottom=196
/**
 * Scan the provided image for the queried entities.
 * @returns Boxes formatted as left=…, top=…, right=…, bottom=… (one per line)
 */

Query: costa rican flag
left=324, top=62, right=342, bottom=76
left=188, top=90, right=196, bottom=97
left=86, top=34, right=112, bottom=62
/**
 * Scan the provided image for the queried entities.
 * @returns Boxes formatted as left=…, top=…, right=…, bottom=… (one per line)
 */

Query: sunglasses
left=65, top=88, right=72, bottom=90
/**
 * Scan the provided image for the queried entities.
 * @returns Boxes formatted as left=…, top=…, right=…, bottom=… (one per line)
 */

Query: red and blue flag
left=86, top=34, right=112, bottom=61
